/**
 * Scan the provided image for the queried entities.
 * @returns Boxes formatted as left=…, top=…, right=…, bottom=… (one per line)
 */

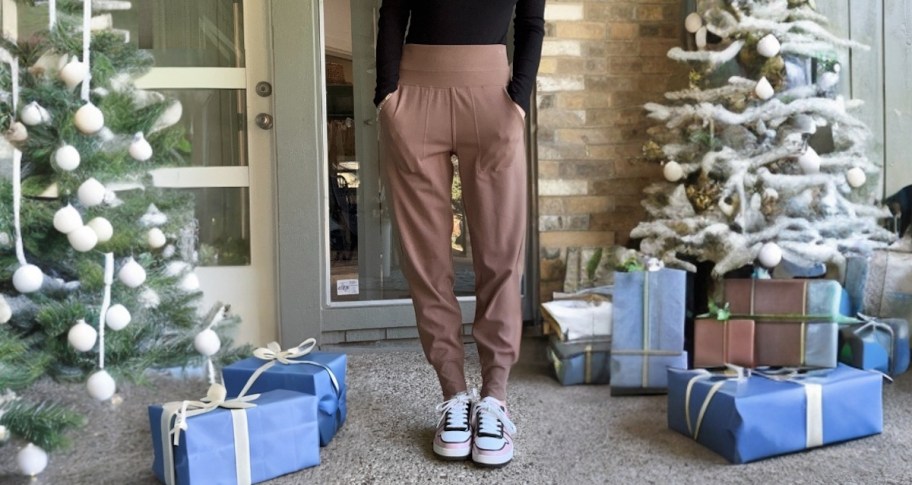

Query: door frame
left=272, top=0, right=538, bottom=347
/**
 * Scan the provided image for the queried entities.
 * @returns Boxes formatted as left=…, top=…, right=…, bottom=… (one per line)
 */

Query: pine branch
left=0, top=399, right=84, bottom=452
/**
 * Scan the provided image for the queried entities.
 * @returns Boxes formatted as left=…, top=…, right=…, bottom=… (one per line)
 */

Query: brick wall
left=536, top=1, right=688, bottom=300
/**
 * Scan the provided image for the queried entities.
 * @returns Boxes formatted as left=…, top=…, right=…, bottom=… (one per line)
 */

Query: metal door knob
left=255, top=113, right=274, bottom=130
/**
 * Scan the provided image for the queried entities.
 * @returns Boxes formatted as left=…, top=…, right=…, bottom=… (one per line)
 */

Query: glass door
left=1, top=0, right=277, bottom=346
left=274, top=0, right=534, bottom=346
left=129, top=0, right=277, bottom=346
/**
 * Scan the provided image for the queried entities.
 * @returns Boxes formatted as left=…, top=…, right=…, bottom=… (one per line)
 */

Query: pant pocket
left=381, top=86, right=429, bottom=173
left=470, top=86, right=525, bottom=174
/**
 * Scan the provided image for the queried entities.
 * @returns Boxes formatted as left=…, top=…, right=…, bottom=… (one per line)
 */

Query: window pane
left=184, top=187, right=250, bottom=266
left=158, top=89, right=248, bottom=167
left=111, top=0, right=245, bottom=68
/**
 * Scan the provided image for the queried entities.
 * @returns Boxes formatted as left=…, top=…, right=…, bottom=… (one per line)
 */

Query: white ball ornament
left=59, top=57, right=87, bottom=89
left=67, top=319, right=98, bottom=352
left=0, top=296, right=11, bottom=324
left=663, top=161, right=685, bottom=183
left=846, top=167, right=867, bottom=188
left=67, top=225, right=98, bottom=252
left=105, top=304, right=132, bottom=331
left=87, top=369, right=116, bottom=401
left=147, top=228, right=167, bottom=249
left=75, top=102, right=105, bottom=134
left=797, top=147, right=821, bottom=174
left=118, top=258, right=147, bottom=288
left=16, top=443, right=48, bottom=477
left=13, top=265, right=43, bottom=293
left=755, top=77, right=775, bottom=100
left=758, top=242, right=783, bottom=268
left=87, top=217, right=114, bottom=243
left=7, top=121, right=28, bottom=142
left=685, top=13, right=703, bottom=34
left=181, top=272, right=201, bottom=292
left=53, top=204, right=83, bottom=234
left=78, top=178, right=106, bottom=207
left=129, top=132, right=153, bottom=161
left=757, top=34, right=781, bottom=58
left=54, top=144, right=81, bottom=171
left=20, top=101, right=47, bottom=126
left=194, top=328, right=221, bottom=357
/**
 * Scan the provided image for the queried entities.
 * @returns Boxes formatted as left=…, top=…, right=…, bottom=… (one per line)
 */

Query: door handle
left=255, top=113, right=274, bottom=130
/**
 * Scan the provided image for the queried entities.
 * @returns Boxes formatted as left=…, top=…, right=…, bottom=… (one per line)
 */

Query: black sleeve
left=374, top=0, right=410, bottom=106
left=507, top=0, right=545, bottom=114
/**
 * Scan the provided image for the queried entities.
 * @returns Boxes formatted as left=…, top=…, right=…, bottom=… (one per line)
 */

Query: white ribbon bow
left=160, top=383, right=260, bottom=485
left=236, top=339, right=341, bottom=402
left=169, top=383, right=259, bottom=446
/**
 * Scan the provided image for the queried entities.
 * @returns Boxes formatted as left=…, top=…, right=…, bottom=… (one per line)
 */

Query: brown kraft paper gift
left=724, top=279, right=822, bottom=367
left=693, top=319, right=756, bottom=368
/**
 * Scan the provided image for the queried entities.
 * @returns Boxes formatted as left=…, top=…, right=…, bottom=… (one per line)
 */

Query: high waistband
left=399, top=44, right=510, bottom=87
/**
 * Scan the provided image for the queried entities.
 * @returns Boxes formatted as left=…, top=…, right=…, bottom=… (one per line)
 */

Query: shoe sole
left=433, top=443, right=471, bottom=461
left=471, top=450, right=513, bottom=468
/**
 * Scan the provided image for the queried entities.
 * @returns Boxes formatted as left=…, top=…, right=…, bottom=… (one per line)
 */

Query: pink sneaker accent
left=471, top=397, right=516, bottom=467
left=433, top=391, right=473, bottom=460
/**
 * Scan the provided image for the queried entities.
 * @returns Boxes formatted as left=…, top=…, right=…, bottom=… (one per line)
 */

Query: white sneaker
left=471, top=396, right=516, bottom=467
left=433, top=391, right=474, bottom=460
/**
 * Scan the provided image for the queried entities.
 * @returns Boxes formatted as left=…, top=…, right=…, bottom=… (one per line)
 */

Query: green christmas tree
left=0, top=0, right=244, bottom=466
left=632, top=0, right=895, bottom=278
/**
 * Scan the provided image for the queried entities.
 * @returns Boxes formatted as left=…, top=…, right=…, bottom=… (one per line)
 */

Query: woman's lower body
left=379, top=44, right=527, bottom=466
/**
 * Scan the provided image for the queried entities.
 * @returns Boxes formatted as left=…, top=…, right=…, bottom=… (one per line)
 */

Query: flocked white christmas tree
left=632, top=0, right=896, bottom=278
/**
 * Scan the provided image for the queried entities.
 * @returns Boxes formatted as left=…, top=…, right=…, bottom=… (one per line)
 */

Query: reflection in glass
left=184, top=187, right=250, bottom=266
left=323, top=1, right=475, bottom=302
left=112, top=0, right=245, bottom=68
left=13, top=0, right=244, bottom=68
left=158, top=89, right=248, bottom=167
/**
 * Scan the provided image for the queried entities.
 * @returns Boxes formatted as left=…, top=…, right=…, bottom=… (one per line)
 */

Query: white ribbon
left=804, top=383, right=823, bottom=448
left=12, top=150, right=26, bottom=266
left=684, top=365, right=749, bottom=440
left=49, top=0, right=57, bottom=30
left=234, top=339, right=341, bottom=401
left=159, top=383, right=259, bottom=485
left=81, top=0, right=92, bottom=101
left=98, top=253, right=113, bottom=369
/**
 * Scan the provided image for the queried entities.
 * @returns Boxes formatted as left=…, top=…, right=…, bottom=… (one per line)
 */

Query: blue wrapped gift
left=547, top=336, right=611, bottom=385
left=839, top=317, right=910, bottom=377
left=149, top=387, right=320, bottom=484
left=222, top=340, right=346, bottom=446
left=611, top=268, right=686, bottom=395
left=667, top=365, right=883, bottom=464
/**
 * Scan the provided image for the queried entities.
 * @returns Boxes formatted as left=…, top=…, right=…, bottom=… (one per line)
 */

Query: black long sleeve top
left=374, top=0, right=545, bottom=114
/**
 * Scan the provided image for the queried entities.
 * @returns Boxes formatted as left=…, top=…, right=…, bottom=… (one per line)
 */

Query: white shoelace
left=474, top=398, right=517, bottom=437
left=435, top=391, right=474, bottom=430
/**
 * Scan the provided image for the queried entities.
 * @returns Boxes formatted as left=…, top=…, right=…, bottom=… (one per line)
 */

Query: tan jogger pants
left=379, top=44, right=527, bottom=401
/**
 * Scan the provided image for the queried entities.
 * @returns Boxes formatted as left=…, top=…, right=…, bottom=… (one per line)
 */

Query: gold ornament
left=689, top=70, right=704, bottom=90
left=685, top=174, right=723, bottom=212
left=642, top=140, right=664, bottom=161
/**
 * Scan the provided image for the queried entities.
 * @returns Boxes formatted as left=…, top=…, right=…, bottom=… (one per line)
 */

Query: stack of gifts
left=610, top=267, right=688, bottom=395
left=861, top=236, right=912, bottom=325
left=542, top=293, right=613, bottom=385
left=675, top=276, right=896, bottom=463
left=149, top=339, right=346, bottom=484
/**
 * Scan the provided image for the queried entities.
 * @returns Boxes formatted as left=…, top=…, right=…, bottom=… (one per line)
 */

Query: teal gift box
left=222, top=341, right=346, bottom=446
left=611, top=268, right=687, bottom=395
left=667, top=365, right=883, bottom=464
left=149, top=387, right=320, bottom=484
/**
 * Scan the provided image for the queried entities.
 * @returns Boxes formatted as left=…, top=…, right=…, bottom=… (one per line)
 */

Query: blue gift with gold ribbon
left=149, top=385, right=320, bottom=484
left=222, top=339, right=346, bottom=446
left=547, top=336, right=611, bottom=385
left=667, top=364, right=883, bottom=464
left=610, top=268, right=687, bottom=395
